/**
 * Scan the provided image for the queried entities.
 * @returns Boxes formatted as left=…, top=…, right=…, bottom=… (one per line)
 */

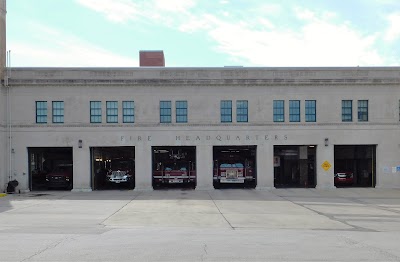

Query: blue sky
left=6, top=0, right=400, bottom=67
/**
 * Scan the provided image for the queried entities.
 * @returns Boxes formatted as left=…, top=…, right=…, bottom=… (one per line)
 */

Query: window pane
left=90, top=101, right=102, bottom=123
left=358, top=100, right=368, bottom=122
left=289, top=100, right=300, bottom=122
left=122, top=101, right=135, bottom=123
left=273, top=100, right=284, bottom=122
left=36, top=101, right=47, bottom=124
left=342, top=100, right=352, bottom=122
left=160, top=101, right=172, bottom=123
left=305, top=100, right=316, bottom=122
left=236, top=100, right=248, bottom=122
left=221, top=100, right=232, bottom=123
left=176, top=100, right=188, bottom=123
left=52, top=101, right=64, bottom=123
left=106, top=101, right=118, bottom=123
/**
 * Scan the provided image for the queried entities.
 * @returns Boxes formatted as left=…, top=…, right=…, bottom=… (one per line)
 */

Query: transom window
left=176, top=100, right=188, bottom=123
left=90, top=101, right=102, bottom=123
left=106, top=101, right=118, bottom=123
left=122, top=101, right=134, bottom=123
left=305, top=100, right=316, bottom=122
left=221, top=100, right=232, bottom=123
left=289, top=100, right=300, bottom=122
left=273, top=100, right=284, bottom=122
left=236, top=100, right=248, bottom=122
left=358, top=100, right=368, bottom=122
left=52, top=101, right=64, bottom=123
left=36, top=101, right=47, bottom=124
left=160, top=101, right=172, bottom=123
left=342, top=100, right=352, bottom=122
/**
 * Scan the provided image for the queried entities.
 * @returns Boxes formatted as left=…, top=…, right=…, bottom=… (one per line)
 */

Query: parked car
left=105, top=158, right=135, bottom=188
left=46, top=164, right=73, bottom=189
left=334, top=172, right=354, bottom=186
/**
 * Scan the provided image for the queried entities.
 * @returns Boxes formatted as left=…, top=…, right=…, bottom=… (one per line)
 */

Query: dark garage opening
left=213, top=146, right=257, bottom=189
left=29, top=147, right=73, bottom=191
left=274, top=145, right=316, bottom=188
left=334, top=145, right=376, bottom=187
left=152, top=146, right=196, bottom=189
left=91, top=147, right=135, bottom=190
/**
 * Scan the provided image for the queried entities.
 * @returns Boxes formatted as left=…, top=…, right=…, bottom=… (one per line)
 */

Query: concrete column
left=134, top=145, right=152, bottom=191
left=196, top=145, right=214, bottom=190
left=0, top=131, right=5, bottom=192
left=0, top=0, right=6, bottom=80
left=316, top=143, right=335, bottom=189
left=256, top=144, right=274, bottom=190
left=12, top=144, right=29, bottom=193
left=72, top=146, right=92, bottom=192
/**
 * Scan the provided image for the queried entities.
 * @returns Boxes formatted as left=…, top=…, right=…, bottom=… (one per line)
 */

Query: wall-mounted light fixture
left=78, top=139, right=83, bottom=148
left=324, top=138, right=329, bottom=147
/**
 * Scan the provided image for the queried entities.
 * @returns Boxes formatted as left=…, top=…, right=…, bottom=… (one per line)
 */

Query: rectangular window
left=176, top=100, right=188, bottom=123
left=160, top=101, right=172, bottom=123
left=305, top=100, right=316, bottom=122
left=273, top=100, right=284, bottom=122
left=358, top=100, right=368, bottom=122
left=122, top=101, right=134, bottom=123
left=236, top=100, right=248, bottom=122
left=52, top=101, right=64, bottom=123
left=90, top=101, right=102, bottom=123
left=36, top=101, right=47, bottom=124
left=106, top=101, right=118, bottom=123
left=221, top=100, right=232, bottom=123
left=342, top=100, right=352, bottom=122
left=289, top=100, right=300, bottom=122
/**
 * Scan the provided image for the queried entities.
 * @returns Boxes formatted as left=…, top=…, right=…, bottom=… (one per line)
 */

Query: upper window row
left=273, top=100, right=316, bottom=122
left=90, top=101, right=135, bottom=123
left=36, top=101, right=64, bottom=124
left=342, top=100, right=368, bottom=122
left=221, top=100, right=248, bottom=123
left=35, top=99, right=370, bottom=124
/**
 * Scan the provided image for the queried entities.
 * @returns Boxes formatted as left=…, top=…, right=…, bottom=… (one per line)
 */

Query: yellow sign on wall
left=321, top=161, right=332, bottom=171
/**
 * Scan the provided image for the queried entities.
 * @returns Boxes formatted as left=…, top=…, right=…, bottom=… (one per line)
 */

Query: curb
left=0, top=193, right=7, bottom=198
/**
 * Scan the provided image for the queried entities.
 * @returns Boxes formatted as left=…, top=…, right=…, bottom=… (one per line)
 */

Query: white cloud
left=76, top=0, right=139, bottom=23
left=385, top=13, right=400, bottom=42
left=153, top=0, right=196, bottom=13
left=10, top=23, right=137, bottom=67
left=72, top=1, right=390, bottom=66
left=200, top=10, right=383, bottom=66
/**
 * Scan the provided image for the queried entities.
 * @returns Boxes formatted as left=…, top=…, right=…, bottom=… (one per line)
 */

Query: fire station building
left=1, top=65, right=400, bottom=192
left=1, top=1, right=400, bottom=193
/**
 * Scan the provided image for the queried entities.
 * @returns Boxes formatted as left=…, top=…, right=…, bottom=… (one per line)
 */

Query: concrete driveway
left=0, top=188, right=400, bottom=261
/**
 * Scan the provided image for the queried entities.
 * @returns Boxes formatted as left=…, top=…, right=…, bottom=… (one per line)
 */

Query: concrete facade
left=0, top=0, right=5, bottom=79
left=0, top=0, right=6, bottom=192
left=1, top=67, right=400, bottom=192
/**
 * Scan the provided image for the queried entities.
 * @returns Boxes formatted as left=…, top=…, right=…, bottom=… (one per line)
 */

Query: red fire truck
left=153, top=161, right=196, bottom=186
left=213, top=159, right=254, bottom=187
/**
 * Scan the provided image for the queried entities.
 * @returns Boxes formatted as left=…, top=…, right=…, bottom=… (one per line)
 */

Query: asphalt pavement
left=0, top=188, right=400, bottom=261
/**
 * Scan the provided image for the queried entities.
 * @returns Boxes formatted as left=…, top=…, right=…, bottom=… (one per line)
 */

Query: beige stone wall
left=0, top=0, right=6, bottom=191
left=0, top=0, right=6, bottom=80
left=2, top=67, right=400, bottom=192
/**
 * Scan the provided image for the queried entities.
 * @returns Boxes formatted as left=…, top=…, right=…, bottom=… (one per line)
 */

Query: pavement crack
left=269, top=191, right=377, bottom=232
left=100, top=192, right=142, bottom=225
left=200, top=243, right=208, bottom=261
left=207, top=191, right=235, bottom=230
left=20, top=235, right=75, bottom=262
